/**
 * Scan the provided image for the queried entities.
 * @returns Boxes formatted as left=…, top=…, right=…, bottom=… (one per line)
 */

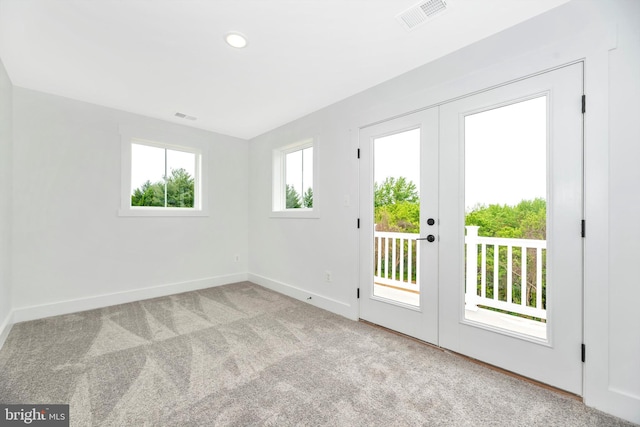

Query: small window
left=284, top=146, right=313, bottom=209
left=272, top=138, right=319, bottom=218
left=120, top=129, right=206, bottom=216
left=130, top=141, right=199, bottom=208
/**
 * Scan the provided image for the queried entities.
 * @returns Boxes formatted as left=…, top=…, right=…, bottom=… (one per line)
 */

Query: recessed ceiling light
left=225, top=32, right=248, bottom=49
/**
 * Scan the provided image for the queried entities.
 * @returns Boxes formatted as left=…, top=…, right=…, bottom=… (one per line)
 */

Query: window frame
left=271, top=137, right=319, bottom=218
left=119, top=126, right=208, bottom=217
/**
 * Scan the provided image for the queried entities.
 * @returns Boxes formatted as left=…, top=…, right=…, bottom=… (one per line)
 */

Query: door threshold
left=358, top=319, right=582, bottom=402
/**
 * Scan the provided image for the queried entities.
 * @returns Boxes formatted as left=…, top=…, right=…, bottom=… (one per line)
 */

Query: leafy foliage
left=303, top=188, right=313, bottom=208
left=131, top=180, right=165, bottom=207
left=466, top=198, right=547, bottom=314
left=374, top=177, right=418, bottom=207
left=286, top=184, right=301, bottom=209
left=131, top=168, right=194, bottom=208
left=465, top=198, right=546, bottom=239
left=286, top=185, right=313, bottom=209
left=375, top=202, right=420, bottom=233
left=374, top=177, right=420, bottom=232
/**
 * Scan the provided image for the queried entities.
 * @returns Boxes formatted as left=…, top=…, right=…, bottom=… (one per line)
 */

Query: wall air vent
left=397, top=0, right=448, bottom=31
left=174, top=112, right=197, bottom=121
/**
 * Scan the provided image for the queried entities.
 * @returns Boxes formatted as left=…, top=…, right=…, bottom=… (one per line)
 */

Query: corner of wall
left=0, top=56, right=14, bottom=351
left=248, top=273, right=357, bottom=321
left=0, top=310, right=13, bottom=350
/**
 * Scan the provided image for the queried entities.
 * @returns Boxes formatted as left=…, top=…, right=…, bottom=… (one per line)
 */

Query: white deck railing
left=373, top=227, right=547, bottom=320
left=465, top=226, right=546, bottom=320
left=373, top=231, right=420, bottom=292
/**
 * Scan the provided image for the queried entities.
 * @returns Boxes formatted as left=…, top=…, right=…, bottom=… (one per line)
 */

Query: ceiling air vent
left=174, top=112, right=197, bottom=121
left=397, top=0, right=448, bottom=31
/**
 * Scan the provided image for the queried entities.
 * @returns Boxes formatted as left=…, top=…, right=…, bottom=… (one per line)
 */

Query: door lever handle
left=417, top=235, right=436, bottom=242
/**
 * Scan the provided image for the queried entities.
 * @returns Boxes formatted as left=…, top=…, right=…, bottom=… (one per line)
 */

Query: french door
left=359, top=108, right=439, bottom=344
left=359, top=63, right=584, bottom=394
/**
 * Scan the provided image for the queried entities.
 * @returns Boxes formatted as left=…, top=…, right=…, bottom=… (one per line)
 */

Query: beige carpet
left=0, top=281, right=634, bottom=426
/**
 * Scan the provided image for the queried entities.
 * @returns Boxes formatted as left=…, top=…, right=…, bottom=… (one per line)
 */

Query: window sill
left=119, top=207, right=209, bottom=217
left=270, top=209, right=320, bottom=219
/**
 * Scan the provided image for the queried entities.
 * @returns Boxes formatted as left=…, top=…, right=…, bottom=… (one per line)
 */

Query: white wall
left=248, top=0, right=639, bottom=423
left=588, top=0, right=640, bottom=420
left=248, top=108, right=360, bottom=317
left=11, top=88, right=249, bottom=320
left=0, top=58, right=13, bottom=346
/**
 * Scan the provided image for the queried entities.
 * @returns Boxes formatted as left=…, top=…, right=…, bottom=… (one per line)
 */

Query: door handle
left=417, top=235, right=436, bottom=242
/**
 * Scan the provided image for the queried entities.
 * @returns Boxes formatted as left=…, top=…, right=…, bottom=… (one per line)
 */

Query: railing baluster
left=537, top=247, right=543, bottom=310
left=376, top=235, right=382, bottom=278
left=481, top=243, right=486, bottom=299
left=521, top=246, right=527, bottom=307
left=507, top=245, right=513, bottom=304
left=408, top=238, right=413, bottom=285
left=373, top=236, right=382, bottom=277
left=400, top=237, right=405, bottom=283
left=493, top=244, right=499, bottom=301
left=384, top=237, right=390, bottom=279
left=465, top=226, right=479, bottom=311
left=392, top=237, right=397, bottom=281
left=416, top=238, right=420, bottom=285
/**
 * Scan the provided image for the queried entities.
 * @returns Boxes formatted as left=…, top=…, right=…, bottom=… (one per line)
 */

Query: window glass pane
left=131, top=143, right=165, bottom=207
left=302, top=147, right=313, bottom=208
left=285, top=147, right=313, bottom=209
left=373, top=128, right=420, bottom=307
left=166, top=149, right=196, bottom=208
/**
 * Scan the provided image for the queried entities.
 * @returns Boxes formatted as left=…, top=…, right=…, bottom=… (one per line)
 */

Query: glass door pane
left=464, top=96, right=548, bottom=339
left=373, top=128, right=421, bottom=307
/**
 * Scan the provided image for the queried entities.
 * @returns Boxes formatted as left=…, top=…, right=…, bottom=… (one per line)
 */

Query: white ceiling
left=0, top=0, right=569, bottom=140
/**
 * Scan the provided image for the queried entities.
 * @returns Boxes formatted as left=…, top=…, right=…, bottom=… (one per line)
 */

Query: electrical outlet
left=325, top=271, right=332, bottom=282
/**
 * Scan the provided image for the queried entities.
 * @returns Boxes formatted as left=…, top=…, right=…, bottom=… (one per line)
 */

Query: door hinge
left=581, top=220, right=586, bottom=238
left=582, top=94, right=586, bottom=114
left=357, top=288, right=360, bottom=299
left=357, top=218, right=360, bottom=229
left=581, top=343, right=586, bottom=363
left=357, top=148, right=360, bottom=159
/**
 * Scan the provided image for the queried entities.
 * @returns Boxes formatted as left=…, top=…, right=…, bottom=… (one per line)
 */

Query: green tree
left=131, top=180, right=165, bottom=207
left=466, top=198, right=546, bottom=239
left=466, top=198, right=547, bottom=313
left=374, top=176, right=418, bottom=207
left=303, top=187, right=313, bottom=208
left=374, top=177, right=419, bottom=232
left=166, top=168, right=194, bottom=208
left=131, top=168, right=195, bottom=208
left=286, top=184, right=301, bottom=209
left=375, top=201, right=420, bottom=233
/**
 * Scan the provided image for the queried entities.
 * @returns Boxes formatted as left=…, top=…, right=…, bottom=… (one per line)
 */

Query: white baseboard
left=8, top=272, right=356, bottom=332
left=248, top=273, right=357, bottom=320
left=12, top=273, right=249, bottom=323
left=0, top=310, right=14, bottom=350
